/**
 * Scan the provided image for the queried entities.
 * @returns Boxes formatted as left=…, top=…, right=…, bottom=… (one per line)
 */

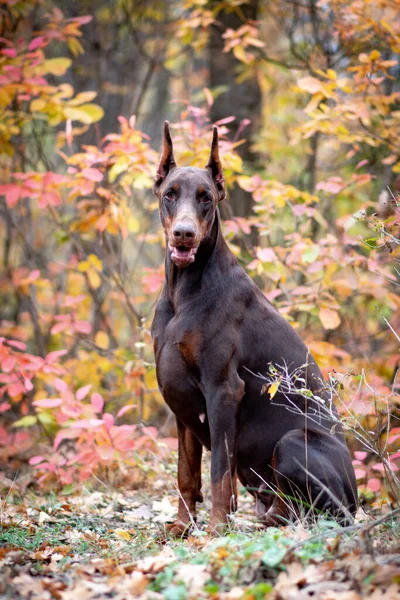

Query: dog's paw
left=206, top=517, right=229, bottom=537
left=165, top=519, right=192, bottom=538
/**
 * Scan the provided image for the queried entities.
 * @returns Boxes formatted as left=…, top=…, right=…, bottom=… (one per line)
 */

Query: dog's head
left=153, top=121, right=226, bottom=268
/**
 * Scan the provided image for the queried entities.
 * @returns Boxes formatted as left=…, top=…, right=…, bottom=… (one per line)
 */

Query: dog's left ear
left=154, top=121, right=177, bottom=194
left=206, top=126, right=226, bottom=202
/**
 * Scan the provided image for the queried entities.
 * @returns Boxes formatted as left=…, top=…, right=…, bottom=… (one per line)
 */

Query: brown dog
left=151, top=122, right=357, bottom=535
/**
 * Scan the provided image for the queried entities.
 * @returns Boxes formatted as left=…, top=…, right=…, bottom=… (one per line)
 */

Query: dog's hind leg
left=258, top=429, right=357, bottom=527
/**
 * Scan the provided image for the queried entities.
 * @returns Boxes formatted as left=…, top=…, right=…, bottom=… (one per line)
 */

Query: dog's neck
left=164, top=209, right=229, bottom=308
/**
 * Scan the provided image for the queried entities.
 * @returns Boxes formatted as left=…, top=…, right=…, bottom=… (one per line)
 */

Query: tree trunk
left=208, top=0, right=261, bottom=218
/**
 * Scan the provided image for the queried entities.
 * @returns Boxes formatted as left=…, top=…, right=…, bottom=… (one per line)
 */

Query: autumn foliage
left=0, top=0, right=399, bottom=508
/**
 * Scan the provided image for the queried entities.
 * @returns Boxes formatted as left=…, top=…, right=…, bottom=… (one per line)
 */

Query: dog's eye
left=200, top=193, right=212, bottom=204
left=164, top=190, right=175, bottom=200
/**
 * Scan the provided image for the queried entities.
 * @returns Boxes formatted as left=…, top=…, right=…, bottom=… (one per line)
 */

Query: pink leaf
left=355, top=159, right=368, bottom=170
left=70, top=418, right=105, bottom=429
left=354, top=451, right=368, bottom=461
left=33, top=398, right=63, bottom=408
left=51, top=322, right=68, bottom=335
left=8, top=382, right=24, bottom=398
left=256, top=247, right=277, bottom=263
left=81, top=167, right=103, bottom=182
left=2, top=355, right=16, bottom=373
left=371, top=462, right=385, bottom=473
left=116, top=404, right=136, bottom=418
left=55, top=378, right=68, bottom=393
left=6, top=340, right=26, bottom=350
left=0, top=402, right=11, bottom=413
left=29, top=269, right=40, bottom=281
left=0, top=184, right=21, bottom=208
left=1, top=48, right=17, bottom=57
left=73, top=16, right=93, bottom=25
left=46, top=349, right=68, bottom=362
left=54, top=429, right=80, bottom=450
left=91, top=392, right=104, bottom=413
left=354, top=469, right=366, bottom=479
left=102, top=412, right=114, bottom=430
left=367, top=478, right=381, bottom=492
left=214, top=116, right=236, bottom=126
left=28, top=36, right=45, bottom=51
left=75, top=320, right=92, bottom=334
left=316, top=178, right=345, bottom=194
left=24, top=378, right=34, bottom=392
left=29, top=455, right=45, bottom=466
left=163, top=437, right=178, bottom=451
left=76, top=384, right=92, bottom=401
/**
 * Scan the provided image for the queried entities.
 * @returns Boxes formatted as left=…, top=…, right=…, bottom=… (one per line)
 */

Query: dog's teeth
left=199, top=413, right=205, bottom=423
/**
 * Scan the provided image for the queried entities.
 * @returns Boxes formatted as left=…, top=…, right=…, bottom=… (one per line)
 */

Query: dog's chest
left=165, top=316, right=202, bottom=369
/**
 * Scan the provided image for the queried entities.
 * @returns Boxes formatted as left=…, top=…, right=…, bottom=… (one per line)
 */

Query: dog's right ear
left=153, top=121, right=177, bottom=194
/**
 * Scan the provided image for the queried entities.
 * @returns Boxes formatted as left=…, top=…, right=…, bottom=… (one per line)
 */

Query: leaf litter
left=0, top=472, right=399, bottom=599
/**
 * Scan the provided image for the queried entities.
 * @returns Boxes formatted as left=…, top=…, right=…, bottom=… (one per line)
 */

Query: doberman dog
left=151, top=122, right=358, bottom=536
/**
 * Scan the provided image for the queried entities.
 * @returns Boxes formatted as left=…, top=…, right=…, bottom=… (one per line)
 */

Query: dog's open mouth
left=169, top=244, right=198, bottom=267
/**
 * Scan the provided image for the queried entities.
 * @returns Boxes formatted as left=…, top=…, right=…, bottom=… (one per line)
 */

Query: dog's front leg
left=166, top=418, right=203, bottom=537
left=205, top=373, right=245, bottom=535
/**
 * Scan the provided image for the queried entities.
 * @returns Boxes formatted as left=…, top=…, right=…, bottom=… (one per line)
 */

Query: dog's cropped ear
left=206, top=126, right=226, bottom=202
left=153, top=121, right=177, bottom=194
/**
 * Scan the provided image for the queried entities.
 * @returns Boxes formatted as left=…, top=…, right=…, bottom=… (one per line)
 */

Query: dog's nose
left=173, top=222, right=196, bottom=243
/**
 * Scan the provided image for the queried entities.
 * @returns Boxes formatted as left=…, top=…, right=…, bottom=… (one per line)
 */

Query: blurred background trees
left=0, top=0, right=399, bottom=503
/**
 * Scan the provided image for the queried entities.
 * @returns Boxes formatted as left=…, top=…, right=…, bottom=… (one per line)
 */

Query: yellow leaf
left=319, top=308, right=341, bottom=330
left=64, top=103, right=104, bottom=124
left=326, top=69, right=337, bottom=80
left=95, top=331, right=109, bottom=350
left=30, top=98, right=47, bottom=112
left=268, top=381, right=280, bottom=399
left=369, top=50, right=381, bottom=61
left=78, top=260, right=89, bottom=273
left=322, top=263, right=338, bottom=287
left=87, top=269, right=101, bottom=289
left=44, top=58, right=72, bottom=76
left=114, top=528, right=131, bottom=541
left=68, top=91, right=98, bottom=106
left=127, top=216, right=140, bottom=233
left=233, top=45, right=251, bottom=64
left=88, top=254, right=103, bottom=271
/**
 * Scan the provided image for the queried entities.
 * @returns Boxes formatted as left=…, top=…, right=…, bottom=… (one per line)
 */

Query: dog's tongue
left=170, top=245, right=197, bottom=266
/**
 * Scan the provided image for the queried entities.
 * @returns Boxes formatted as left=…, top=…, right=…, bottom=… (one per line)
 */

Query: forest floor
left=1, top=452, right=400, bottom=600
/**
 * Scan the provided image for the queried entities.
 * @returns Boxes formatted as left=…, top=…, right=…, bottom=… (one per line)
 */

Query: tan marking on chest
left=178, top=330, right=202, bottom=366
